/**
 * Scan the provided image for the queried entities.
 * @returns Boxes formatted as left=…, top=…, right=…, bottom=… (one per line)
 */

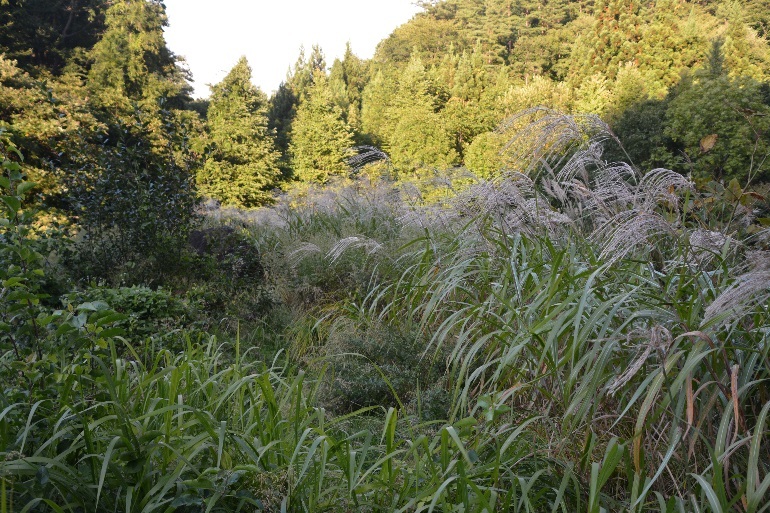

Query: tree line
left=1, top=0, right=770, bottom=213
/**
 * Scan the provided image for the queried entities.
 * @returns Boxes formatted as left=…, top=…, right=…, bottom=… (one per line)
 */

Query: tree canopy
left=198, top=56, right=280, bottom=208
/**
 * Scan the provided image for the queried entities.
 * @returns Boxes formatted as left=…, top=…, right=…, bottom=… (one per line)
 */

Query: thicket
left=2, top=109, right=770, bottom=511
left=1, top=0, right=770, bottom=511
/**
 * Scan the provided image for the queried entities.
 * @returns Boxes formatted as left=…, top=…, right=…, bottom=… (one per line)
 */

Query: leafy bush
left=664, top=72, right=770, bottom=183
left=65, top=285, right=192, bottom=341
left=182, top=224, right=275, bottom=326
left=66, top=106, right=199, bottom=285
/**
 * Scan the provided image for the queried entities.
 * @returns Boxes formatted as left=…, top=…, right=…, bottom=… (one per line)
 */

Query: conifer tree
left=387, top=55, right=457, bottom=173
left=267, top=81, right=296, bottom=177
left=440, top=46, right=495, bottom=157
left=288, top=45, right=327, bottom=102
left=198, top=57, right=280, bottom=208
left=329, top=43, right=369, bottom=136
left=743, top=0, right=770, bottom=38
left=570, top=0, right=645, bottom=82
left=268, top=45, right=327, bottom=177
left=0, top=0, right=108, bottom=73
left=361, top=69, right=400, bottom=147
left=87, top=0, right=189, bottom=115
left=637, top=0, right=705, bottom=91
left=289, top=72, right=355, bottom=184
left=722, top=6, right=768, bottom=80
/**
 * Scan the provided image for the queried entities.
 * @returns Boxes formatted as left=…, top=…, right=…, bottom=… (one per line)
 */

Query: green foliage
left=87, top=0, right=190, bottom=116
left=0, top=55, right=104, bottom=203
left=608, top=97, right=670, bottom=169
left=363, top=54, right=458, bottom=174
left=5, top=4, right=770, bottom=512
left=0, top=132, right=134, bottom=364
left=315, top=320, right=446, bottom=415
left=664, top=71, right=770, bottom=183
left=328, top=43, right=370, bottom=136
left=0, top=131, right=47, bottom=358
left=198, top=57, right=281, bottom=208
left=65, top=285, right=192, bottom=340
left=267, top=80, right=297, bottom=178
left=721, top=2, right=770, bottom=79
left=68, top=107, right=200, bottom=285
left=743, top=0, right=770, bottom=37
left=289, top=72, right=355, bottom=184
left=464, top=130, right=507, bottom=178
left=183, top=224, right=274, bottom=324
left=3, top=113, right=770, bottom=512
left=267, top=45, right=329, bottom=179
left=0, top=0, right=107, bottom=74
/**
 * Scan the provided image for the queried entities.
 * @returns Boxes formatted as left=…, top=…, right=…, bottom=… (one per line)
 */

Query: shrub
left=66, top=106, right=199, bottom=285
left=314, top=320, right=448, bottom=415
left=64, top=285, right=192, bottom=341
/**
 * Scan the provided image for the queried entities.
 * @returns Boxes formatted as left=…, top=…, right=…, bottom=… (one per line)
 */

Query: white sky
left=163, top=1, right=422, bottom=98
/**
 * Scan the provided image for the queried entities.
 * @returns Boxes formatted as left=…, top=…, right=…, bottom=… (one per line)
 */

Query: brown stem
left=59, top=0, right=79, bottom=41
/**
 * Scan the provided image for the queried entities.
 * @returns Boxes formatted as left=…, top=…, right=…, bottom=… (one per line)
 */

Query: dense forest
left=1, top=0, right=770, bottom=511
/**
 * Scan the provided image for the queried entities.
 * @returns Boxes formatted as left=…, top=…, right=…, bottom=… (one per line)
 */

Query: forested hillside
left=3, top=0, right=770, bottom=208
left=1, top=1, right=770, bottom=511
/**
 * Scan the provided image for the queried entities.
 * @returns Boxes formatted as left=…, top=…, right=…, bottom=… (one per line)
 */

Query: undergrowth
left=2, top=111, right=769, bottom=511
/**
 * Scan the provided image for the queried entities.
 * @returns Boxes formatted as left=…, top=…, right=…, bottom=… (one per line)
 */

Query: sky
left=163, top=0, right=423, bottom=99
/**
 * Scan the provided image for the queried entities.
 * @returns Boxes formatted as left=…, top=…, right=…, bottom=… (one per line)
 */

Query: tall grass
left=241, top=109, right=769, bottom=511
left=3, top=109, right=768, bottom=511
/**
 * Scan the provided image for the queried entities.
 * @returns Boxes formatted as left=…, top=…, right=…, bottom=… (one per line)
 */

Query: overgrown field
left=2, top=112, right=770, bottom=512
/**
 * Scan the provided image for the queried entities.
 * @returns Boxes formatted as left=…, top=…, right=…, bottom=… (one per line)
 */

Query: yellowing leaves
left=699, top=133, right=718, bottom=153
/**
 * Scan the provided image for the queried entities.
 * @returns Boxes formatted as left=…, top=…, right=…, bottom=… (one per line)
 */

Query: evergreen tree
left=267, top=81, right=296, bottom=177
left=742, top=0, right=770, bottom=38
left=87, top=0, right=190, bottom=116
left=440, top=46, right=496, bottom=157
left=361, top=68, right=400, bottom=146
left=636, top=0, right=706, bottom=91
left=0, top=0, right=108, bottom=74
left=198, top=57, right=280, bottom=208
left=288, top=45, right=327, bottom=102
left=722, top=6, right=769, bottom=80
left=375, top=5, right=462, bottom=66
left=289, top=72, right=355, bottom=184
left=268, top=45, right=327, bottom=178
left=569, top=0, right=645, bottom=82
left=387, top=55, right=457, bottom=173
left=329, top=43, right=369, bottom=137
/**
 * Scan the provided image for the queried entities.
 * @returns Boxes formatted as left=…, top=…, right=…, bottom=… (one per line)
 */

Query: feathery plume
left=288, top=242, right=322, bottom=267
left=703, top=269, right=770, bottom=327
left=327, top=236, right=383, bottom=263
left=592, top=210, right=676, bottom=264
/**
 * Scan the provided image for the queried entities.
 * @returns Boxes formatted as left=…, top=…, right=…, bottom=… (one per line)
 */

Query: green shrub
left=183, top=224, right=275, bottom=325
left=66, top=107, right=199, bottom=286
left=65, top=285, right=192, bottom=341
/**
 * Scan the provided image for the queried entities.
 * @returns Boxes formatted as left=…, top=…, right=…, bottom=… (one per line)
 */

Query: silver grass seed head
left=288, top=242, right=322, bottom=267
left=703, top=269, right=770, bottom=327
left=326, top=236, right=383, bottom=264
left=593, top=210, right=676, bottom=265
left=635, top=168, right=693, bottom=211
